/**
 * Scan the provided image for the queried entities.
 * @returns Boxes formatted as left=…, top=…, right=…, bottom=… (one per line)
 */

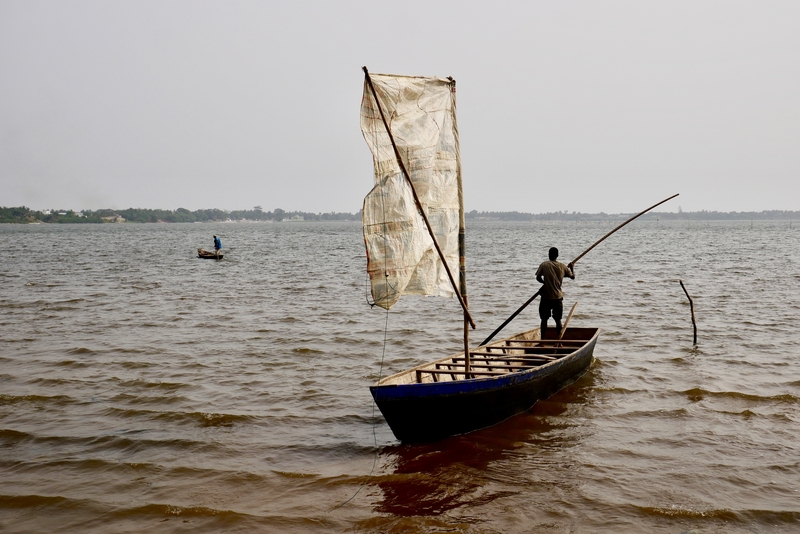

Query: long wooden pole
left=478, top=289, right=541, bottom=347
left=478, top=194, right=679, bottom=346
left=363, top=67, right=475, bottom=329
left=570, top=193, right=679, bottom=265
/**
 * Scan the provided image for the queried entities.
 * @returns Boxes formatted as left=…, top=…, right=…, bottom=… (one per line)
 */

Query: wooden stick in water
left=679, top=280, right=698, bottom=345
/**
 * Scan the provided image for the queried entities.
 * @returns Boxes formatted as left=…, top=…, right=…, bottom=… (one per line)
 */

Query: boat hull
left=197, top=248, right=223, bottom=259
left=370, top=327, right=599, bottom=442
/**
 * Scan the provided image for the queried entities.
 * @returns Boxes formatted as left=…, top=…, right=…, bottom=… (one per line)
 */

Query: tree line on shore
left=0, top=206, right=358, bottom=224
left=1, top=206, right=798, bottom=224
left=466, top=209, right=800, bottom=221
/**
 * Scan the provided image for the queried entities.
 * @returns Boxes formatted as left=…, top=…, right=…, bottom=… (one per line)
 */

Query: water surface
left=1, top=220, right=798, bottom=532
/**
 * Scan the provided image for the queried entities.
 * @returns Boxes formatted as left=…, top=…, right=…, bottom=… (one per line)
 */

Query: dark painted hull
left=370, top=327, right=599, bottom=442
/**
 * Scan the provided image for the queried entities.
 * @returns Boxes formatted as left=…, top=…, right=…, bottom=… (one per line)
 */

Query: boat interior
left=380, top=327, right=598, bottom=386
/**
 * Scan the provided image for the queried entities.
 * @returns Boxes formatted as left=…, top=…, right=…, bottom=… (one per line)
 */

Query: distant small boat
left=197, top=248, right=223, bottom=259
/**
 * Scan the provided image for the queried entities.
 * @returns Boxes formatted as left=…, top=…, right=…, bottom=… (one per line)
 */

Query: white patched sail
left=361, top=73, right=462, bottom=310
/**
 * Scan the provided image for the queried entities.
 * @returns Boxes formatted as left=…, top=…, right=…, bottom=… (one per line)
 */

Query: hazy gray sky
left=1, top=1, right=798, bottom=213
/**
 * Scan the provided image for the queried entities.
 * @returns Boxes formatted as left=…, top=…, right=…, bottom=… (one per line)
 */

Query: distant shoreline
left=1, top=206, right=798, bottom=224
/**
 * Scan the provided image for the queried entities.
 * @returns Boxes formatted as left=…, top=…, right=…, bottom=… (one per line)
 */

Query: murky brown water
left=1, top=220, right=798, bottom=533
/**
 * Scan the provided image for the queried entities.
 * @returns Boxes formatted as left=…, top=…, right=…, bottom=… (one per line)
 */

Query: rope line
left=328, top=304, right=389, bottom=511
left=333, top=99, right=396, bottom=508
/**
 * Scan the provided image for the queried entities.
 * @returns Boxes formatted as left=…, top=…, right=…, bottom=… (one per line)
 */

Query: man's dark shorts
left=539, top=298, right=563, bottom=322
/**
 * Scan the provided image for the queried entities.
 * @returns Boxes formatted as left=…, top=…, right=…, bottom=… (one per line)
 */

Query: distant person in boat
left=213, top=235, right=222, bottom=257
left=536, top=247, right=575, bottom=338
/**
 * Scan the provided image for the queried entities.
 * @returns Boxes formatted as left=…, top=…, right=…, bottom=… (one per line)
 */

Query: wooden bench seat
left=496, top=339, right=590, bottom=347
left=436, top=362, right=538, bottom=371
left=451, top=356, right=554, bottom=364
left=469, top=350, right=560, bottom=359
left=416, top=368, right=521, bottom=381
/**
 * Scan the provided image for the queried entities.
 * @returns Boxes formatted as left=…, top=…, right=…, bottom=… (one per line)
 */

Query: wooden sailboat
left=360, top=68, right=600, bottom=442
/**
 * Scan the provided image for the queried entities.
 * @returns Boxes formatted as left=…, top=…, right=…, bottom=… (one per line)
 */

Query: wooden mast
left=449, top=76, right=471, bottom=374
left=363, top=67, right=476, bottom=329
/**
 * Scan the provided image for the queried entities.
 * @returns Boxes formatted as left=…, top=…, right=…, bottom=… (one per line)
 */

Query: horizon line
left=4, top=206, right=800, bottom=215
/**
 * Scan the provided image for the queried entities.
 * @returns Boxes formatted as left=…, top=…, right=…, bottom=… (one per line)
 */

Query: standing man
left=536, top=247, right=575, bottom=338
left=213, top=235, right=222, bottom=258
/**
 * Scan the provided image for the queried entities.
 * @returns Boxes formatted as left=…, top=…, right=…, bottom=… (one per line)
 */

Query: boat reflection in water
left=367, top=366, right=598, bottom=525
